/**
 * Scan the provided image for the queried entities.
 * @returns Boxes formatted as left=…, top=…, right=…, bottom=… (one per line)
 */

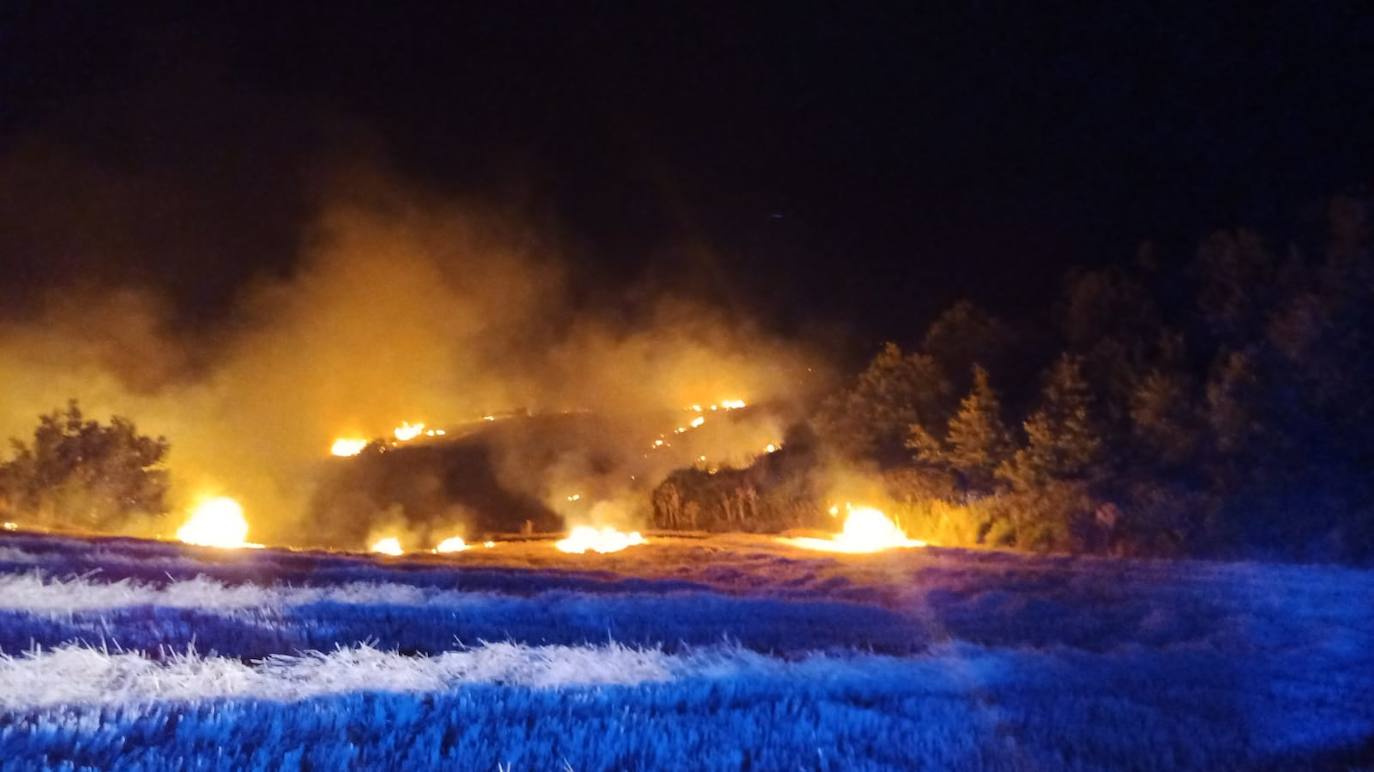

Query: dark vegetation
left=0, top=401, right=168, bottom=532
left=655, top=193, right=1374, bottom=563
left=309, top=435, right=561, bottom=546
left=6, top=195, right=1374, bottom=563
left=652, top=424, right=824, bottom=533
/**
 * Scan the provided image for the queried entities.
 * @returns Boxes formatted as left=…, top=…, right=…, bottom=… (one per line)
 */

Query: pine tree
left=816, top=342, right=950, bottom=464
left=999, top=354, right=1103, bottom=488
left=922, top=365, right=1012, bottom=489
left=1129, top=369, right=1199, bottom=467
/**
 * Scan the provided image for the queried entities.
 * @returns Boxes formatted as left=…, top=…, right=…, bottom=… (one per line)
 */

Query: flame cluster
left=784, top=504, right=925, bottom=553
left=176, top=497, right=260, bottom=549
left=434, top=536, right=469, bottom=553
left=330, top=437, right=368, bottom=457
left=555, top=525, right=646, bottom=554
left=331, top=420, right=449, bottom=456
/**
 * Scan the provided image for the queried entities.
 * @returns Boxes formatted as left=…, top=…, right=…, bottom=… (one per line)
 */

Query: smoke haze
left=0, top=164, right=828, bottom=544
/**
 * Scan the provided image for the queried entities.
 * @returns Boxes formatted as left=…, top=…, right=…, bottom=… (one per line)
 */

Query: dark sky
left=2, top=4, right=1371, bottom=341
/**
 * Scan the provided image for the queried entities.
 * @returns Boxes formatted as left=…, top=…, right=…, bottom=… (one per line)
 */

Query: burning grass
left=781, top=505, right=926, bottom=553
left=554, top=526, right=647, bottom=554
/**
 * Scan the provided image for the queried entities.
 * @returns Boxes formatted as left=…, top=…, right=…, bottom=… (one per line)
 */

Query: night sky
left=2, top=4, right=1371, bottom=341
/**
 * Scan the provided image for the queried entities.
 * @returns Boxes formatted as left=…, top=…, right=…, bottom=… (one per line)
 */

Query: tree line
left=657, top=193, right=1374, bottom=562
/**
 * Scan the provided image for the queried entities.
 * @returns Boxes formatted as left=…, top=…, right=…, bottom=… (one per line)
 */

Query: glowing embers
left=784, top=505, right=925, bottom=553
left=177, top=497, right=259, bottom=549
left=434, top=536, right=469, bottom=554
left=370, top=536, right=404, bottom=556
left=663, top=398, right=748, bottom=445
left=555, top=525, right=646, bottom=554
left=330, top=437, right=368, bottom=457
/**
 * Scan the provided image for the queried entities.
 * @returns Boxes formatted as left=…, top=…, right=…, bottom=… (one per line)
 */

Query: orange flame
left=555, top=525, right=646, bottom=554
left=434, top=536, right=468, bottom=553
left=393, top=422, right=426, bottom=441
left=177, top=497, right=259, bottom=549
left=330, top=437, right=368, bottom=456
left=784, top=505, right=925, bottom=553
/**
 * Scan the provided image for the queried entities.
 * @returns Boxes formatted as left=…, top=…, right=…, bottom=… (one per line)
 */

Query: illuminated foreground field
left=1, top=532, right=1372, bottom=770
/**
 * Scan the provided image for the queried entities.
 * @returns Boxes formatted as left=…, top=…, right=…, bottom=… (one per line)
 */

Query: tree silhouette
left=0, top=401, right=169, bottom=531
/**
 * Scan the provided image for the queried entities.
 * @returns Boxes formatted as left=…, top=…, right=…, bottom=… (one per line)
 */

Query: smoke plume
left=0, top=166, right=827, bottom=545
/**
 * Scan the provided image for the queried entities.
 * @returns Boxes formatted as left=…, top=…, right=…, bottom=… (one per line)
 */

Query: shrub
left=0, top=401, right=169, bottom=532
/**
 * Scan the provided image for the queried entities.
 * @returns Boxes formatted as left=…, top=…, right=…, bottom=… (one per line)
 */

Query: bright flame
left=483, top=540, right=496, bottom=548
left=2, top=521, right=16, bottom=531
left=567, top=493, right=581, bottom=502
left=370, top=536, right=403, bottom=556
left=689, top=416, right=705, bottom=428
left=177, top=497, right=253, bottom=548
left=784, top=506, right=925, bottom=553
left=330, top=437, right=368, bottom=456
left=555, top=525, right=646, bottom=554
left=721, top=399, right=747, bottom=410
left=764, top=443, right=779, bottom=453
left=434, top=536, right=468, bottom=553
left=393, top=422, right=426, bottom=441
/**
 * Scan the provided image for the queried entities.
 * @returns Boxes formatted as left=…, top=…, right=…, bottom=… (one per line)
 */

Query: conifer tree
left=999, top=354, right=1103, bottom=487
left=816, top=342, right=950, bottom=464
left=917, top=365, right=1013, bottom=489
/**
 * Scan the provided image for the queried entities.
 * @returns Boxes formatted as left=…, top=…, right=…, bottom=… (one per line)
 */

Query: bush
left=0, top=401, right=169, bottom=532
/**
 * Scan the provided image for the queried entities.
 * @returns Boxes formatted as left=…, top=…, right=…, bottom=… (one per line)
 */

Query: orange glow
left=783, top=505, right=925, bottom=553
left=177, top=497, right=257, bottom=549
left=555, top=525, right=646, bottom=554
left=434, top=536, right=468, bottom=553
left=330, top=437, right=368, bottom=456
left=370, top=536, right=403, bottom=556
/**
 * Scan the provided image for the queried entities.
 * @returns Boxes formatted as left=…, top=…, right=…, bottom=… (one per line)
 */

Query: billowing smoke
left=0, top=168, right=827, bottom=546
